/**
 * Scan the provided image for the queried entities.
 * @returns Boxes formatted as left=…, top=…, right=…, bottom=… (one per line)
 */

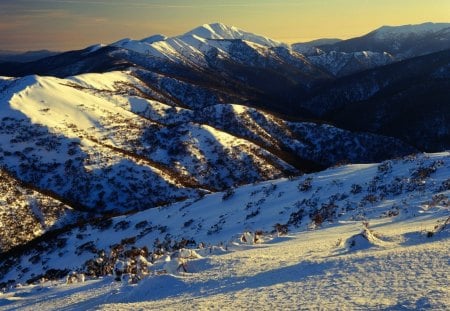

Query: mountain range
left=0, top=21, right=449, bottom=290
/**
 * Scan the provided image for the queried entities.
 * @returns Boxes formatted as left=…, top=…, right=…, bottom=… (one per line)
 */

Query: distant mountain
left=301, top=49, right=450, bottom=151
left=320, top=22, right=450, bottom=58
left=291, top=23, right=450, bottom=77
left=0, top=46, right=132, bottom=77
left=291, top=38, right=342, bottom=55
left=0, top=50, right=59, bottom=63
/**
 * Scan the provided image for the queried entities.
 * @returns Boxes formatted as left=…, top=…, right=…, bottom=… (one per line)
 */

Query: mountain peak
left=182, top=22, right=244, bottom=40
left=181, top=22, right=286, bottom=48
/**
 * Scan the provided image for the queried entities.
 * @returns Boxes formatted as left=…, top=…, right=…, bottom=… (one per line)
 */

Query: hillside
left=0, top=152, right=448, bottom=309
left=1, top=152, right=449, bottom=285
left=0, top=70, right=414, bottom=215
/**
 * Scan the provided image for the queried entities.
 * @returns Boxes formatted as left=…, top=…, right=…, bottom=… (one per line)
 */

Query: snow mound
left=124, top=274, right=186, bottom=302
left=344, top=228, right=387, bottom=251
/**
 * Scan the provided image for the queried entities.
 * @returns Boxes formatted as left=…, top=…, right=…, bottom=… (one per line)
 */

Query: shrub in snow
left=114, top=220, right=130, bottom=231
left=439, top=179, right=450, bottom=191
left=66, top=271, right=84, bottom=284
left=274, top=223, right=288, bottom=236
left=114, top=260, right=126, bottom=281
left=287, top=208, right=304, bottom=227
left=427, top=216, right=450, bottom=238
left=298, top=177, right=313, bottom=192
left=239, top=231, right=263, bottom=244
left=173, top=248, right=201, bottom=260
left=377, top=160, right=393, bottom=174
left=25, top=268, right=70, bottom=285
left=77, top=273, right=85, bottom=283
left=240, top=231, right=255, bottom=244
left=350, top=184, right=362, bottom=194
left=134, top=220, right=149, bottom=229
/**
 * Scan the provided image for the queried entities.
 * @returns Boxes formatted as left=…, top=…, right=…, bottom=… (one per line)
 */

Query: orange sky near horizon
left=0, top=0, right=449, bottom=51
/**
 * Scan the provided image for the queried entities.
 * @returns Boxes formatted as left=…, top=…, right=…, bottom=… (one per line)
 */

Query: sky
left=0, top=0, right=449, bottom=51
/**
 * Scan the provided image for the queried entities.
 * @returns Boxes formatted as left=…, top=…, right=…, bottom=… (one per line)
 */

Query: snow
left=373, top=22, right=450, bottom=40
left=110, top=22, right=288, bottom=66
left=1, top=73, right=137, bottom=140
left=1, top=21, right=450, bottom=308
left=0, top=152, right=449, bottom=309
left=139, top=34, right=167, bottom=44
left=307, top=50, right=395, bottom=76
left=1, top=213, right=448, bottom=310
left=181, top=22, right=287, bottom=48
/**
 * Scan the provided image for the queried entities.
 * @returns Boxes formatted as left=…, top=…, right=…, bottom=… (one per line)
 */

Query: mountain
left=0, top=50, right=59, bottom=63
left=0, top=22, right=449, bottom=307
left=304, top=50, right=395, bottom=77
left=0, top=71, right=414, bottom=218
left=291, top=22, right=450, bottom=77
left=300, top=49, right=450, bottom=151
left=292, top=38, right=342, bottom=49
left=320, top=22, right=450, bottom=58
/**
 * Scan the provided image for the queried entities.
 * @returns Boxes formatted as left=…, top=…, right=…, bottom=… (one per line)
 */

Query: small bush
left=298, top=177, right=313, bottom=192
left=350, top=184, right=362, bottom=194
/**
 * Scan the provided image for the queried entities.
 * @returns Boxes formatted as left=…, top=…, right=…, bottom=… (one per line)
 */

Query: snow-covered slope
left=0, top=169, right=74, bottom=252
left=196, top=104, right=415, bottom=166
left=111, top=22, right=288, bottom=67
left=1, top=152, right=448, bottom=289
left=1, top=71, right=311, bottom=214
left=0, top=69, right=415, bottom=218
left=320, top=22, right=450, bottom=61
left=372, top=22, right=450, bottom=40
left=0, top=153, right=449, bottom=310
left=3, top=214, right=448, bottom=310
left=306, top=50, right=395, bottom=77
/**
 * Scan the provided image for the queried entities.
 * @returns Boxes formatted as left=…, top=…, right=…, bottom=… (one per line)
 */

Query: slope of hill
left=0, top=151, right=448, bottom=286
left=0, top=69, right=416, bottom=219
left=2, top=214, right=448, bottom=310
left=0, top=169, right=75, bottom=253
left=0, top=152, right=448, bottom=310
